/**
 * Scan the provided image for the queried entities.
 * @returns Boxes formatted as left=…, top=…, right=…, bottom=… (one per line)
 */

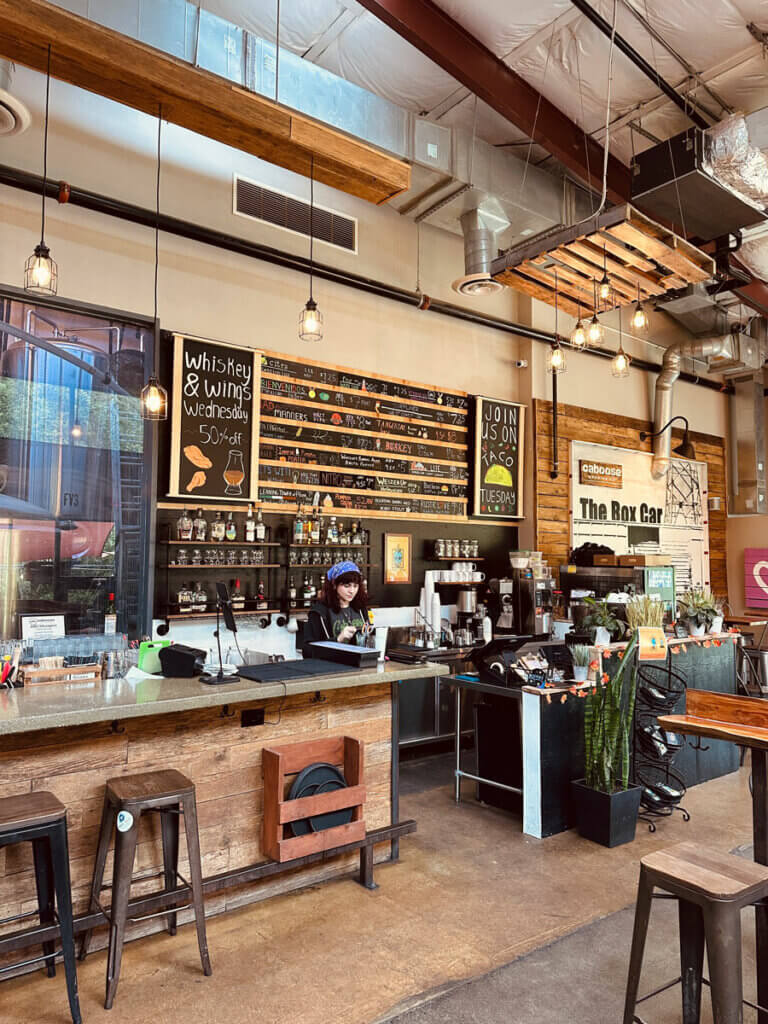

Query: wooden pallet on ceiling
left=490, top=205, right=715, bottom=317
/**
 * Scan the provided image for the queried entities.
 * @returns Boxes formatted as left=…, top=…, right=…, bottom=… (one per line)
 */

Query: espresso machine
left=489, top=570, right=553, bottom=637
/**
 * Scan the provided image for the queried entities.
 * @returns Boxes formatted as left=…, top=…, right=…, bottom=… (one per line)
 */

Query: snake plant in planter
left=571, top=632, right=642, bottom=847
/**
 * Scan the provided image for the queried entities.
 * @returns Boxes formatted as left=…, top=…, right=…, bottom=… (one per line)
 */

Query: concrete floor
left=0, top=757, right=756, bottom=1024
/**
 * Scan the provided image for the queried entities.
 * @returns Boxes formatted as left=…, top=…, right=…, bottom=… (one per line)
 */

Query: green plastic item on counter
left=138, top=640, right=170, bottom=674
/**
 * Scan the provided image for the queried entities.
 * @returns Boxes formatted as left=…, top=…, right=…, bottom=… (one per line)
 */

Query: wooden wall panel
left=533, top=400, right=728, bottom=599
left=0, top=684, right=392, bottom=964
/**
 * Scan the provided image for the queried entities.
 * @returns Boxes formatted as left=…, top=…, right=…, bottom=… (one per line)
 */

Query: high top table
left=660, top=689, right=768, bottom=1023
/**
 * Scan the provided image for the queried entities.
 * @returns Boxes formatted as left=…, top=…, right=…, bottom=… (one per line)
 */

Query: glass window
left=0, top=296, right=153, bottom=640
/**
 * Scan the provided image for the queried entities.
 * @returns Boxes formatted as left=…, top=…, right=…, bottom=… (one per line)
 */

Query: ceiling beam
left=355, top=0, right=631, bottom=203
left=0, top=0, right=410, bottom=205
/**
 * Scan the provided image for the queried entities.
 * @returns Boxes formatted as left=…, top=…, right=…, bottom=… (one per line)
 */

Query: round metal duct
left=0, top=61, right=31, bottom=137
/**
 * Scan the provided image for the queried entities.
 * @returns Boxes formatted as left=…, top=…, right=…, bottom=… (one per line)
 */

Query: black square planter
left=571, top=779, right=642, bottom=848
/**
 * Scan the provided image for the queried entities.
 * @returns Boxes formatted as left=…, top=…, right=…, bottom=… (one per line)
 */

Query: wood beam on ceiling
left=0, top=0, right=410, bottom=206
left=355, top=0, right=631, bottom=204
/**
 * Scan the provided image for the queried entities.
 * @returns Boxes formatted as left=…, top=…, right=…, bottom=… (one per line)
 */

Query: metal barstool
left=79, top=769, right=212, bottom=1009
left=0, top=791, right=81, bottom=1024
left=624, top=841, right=768, bottom=1023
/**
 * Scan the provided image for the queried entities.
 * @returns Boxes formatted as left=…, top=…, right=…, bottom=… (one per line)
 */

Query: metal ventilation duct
left=729, top=365, right=767, bottom=516
left=452, top=209, right=504, bottom=297
left=0, top=60, right=30, bottom=137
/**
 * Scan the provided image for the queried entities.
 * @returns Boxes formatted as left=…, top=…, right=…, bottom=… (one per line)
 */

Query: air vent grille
left=234, top=176, right=357, bottom=253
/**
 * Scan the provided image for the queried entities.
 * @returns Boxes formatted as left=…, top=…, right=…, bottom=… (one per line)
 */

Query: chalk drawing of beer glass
left=224, top=450, right=245, bottom=496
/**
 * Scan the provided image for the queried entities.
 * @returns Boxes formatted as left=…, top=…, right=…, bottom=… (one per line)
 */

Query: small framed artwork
left=384, top=533, right=412, bottom=585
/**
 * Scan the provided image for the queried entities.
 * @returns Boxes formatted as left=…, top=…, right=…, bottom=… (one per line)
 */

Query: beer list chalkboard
left=168, top=335, right=260, bottom=502
left=473, top=396, right=525, bottom=519
left=258, top=351, right=470, bottom=519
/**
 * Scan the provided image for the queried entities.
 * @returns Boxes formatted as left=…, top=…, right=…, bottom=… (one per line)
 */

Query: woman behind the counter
left=303, top=561, right=370, bottom=648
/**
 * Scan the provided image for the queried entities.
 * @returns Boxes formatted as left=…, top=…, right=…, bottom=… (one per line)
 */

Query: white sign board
left=570, top=441, right=710, bottom=596
left=20, top=615, right=66, bottom=641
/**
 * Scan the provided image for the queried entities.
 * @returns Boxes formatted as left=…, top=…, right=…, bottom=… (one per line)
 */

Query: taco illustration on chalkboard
left=484, top=463, right=513, bottom=488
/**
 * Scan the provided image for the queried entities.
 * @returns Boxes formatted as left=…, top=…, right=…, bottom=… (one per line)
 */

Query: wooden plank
left=605, top=222, right=711, bottom=283
left=589, top=230, right=657, bottom=273
left=563, top=240, right=665, bottom=296
left=628, top=207, right=715, bottom=275
left=0, top=0, right=409, bottom=206
left=261, top=372, right=467, bottom=417
left=260, top=458, right=468, bottom=486
left=263, top=394, right=468, bottom=433
left=276, top=820, right=367, bottom=861
left=259, top=416, right=468, bottom=452
left=258, top=438, right=467, bottom=469
left=494, top=269, right=583, bottom=318
left=278, top=784, right=367, bottom=824
left=259, top=479, right=467, bottom=504
left=552, top=248, right=637, bottom=301
left=518, top=260, right=596, bottom=307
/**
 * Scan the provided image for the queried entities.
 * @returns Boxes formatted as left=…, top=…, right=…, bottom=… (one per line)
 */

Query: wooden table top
left=659, top=713, right=768, bottom=751
left=660, top=688, right=768, bottom=751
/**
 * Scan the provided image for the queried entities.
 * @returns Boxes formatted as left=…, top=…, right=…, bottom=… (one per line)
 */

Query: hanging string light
left=612, top=307, right=631, bottom=379
left=570, top=300, right=587, bottom=349
left=632, top=283, right=649, bottom=333
left=24, top=45, right=58, bottom=295
left=140, top=107, right=169, bottom=421
left=587, top=280, right=604, bottom=345
left=299, top=155, right=323, bottom=342
left=547, top=270, right=566, bottom=374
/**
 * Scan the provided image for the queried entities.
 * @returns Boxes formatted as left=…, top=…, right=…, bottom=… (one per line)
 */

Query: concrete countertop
left=0, top=661, right=450, bottom=736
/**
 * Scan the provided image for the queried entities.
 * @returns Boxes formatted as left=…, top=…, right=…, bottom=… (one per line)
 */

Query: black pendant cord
left=154, top=105, right=162, bottom=337
left=40, top=44, right=51, bottom=247
left=309, top=154, right=314, bottom=303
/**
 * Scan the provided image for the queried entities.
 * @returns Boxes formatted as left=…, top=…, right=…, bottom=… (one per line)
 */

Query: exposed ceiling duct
left=0, top=60, right=30, bottom=137
left=451, top=209, right=504, bottom=297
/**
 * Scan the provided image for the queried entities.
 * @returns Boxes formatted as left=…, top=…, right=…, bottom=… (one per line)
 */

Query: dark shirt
left=303, top=600, right=368, bottom=649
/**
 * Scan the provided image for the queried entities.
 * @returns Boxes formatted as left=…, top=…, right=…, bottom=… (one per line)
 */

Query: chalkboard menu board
left=259, top=350, right=470, bottom=520
left=473, top=397, right=525, bottom=519
left=169, top=335, right=260, bottom=502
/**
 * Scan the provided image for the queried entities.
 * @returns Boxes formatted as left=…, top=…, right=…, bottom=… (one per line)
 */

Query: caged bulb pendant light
left=570, top=301, right=587, bottom=349
left=587, top=280, right=604, bottom=346
left=299, top=155, right=323, bottom=342
left=547, top=271, right=566, bottom=374
left=631, top=283, right=649, bottom=333
left=24, top=45, right=58, bottom=295
left=612, top=308, right=631, bottom=379
left=140, top=107, right=169, bottom=421
left=597, top=244, right=611, bottom=304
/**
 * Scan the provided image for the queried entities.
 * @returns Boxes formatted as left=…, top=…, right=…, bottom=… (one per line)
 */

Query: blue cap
left=327, top=560, right=362, bottom=582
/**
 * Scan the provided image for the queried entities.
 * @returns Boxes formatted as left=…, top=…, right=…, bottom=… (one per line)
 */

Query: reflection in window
left=0, top=300, right=152, bottom=639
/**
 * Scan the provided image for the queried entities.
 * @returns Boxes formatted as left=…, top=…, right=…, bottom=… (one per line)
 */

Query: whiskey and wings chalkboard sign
left=473, top=396, right=525, bottom=519
left=168, top=335, right=261, bottom=502
left=168, top=338, right=524, bottom=521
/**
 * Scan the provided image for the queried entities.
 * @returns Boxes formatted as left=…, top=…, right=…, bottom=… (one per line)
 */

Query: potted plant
left=570, top=644, right=592, bottom=683
left=571, top=632, right=642, bottom=847
left=711, top=595, right=725, bottom=635
left=626, top=594, right=664, bottom=631
left=582, top=597, right=623, bottom=646
left=677, top=587, right=718, bottom=637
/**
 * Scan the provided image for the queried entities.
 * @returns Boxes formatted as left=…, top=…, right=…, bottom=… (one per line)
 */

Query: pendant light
left=299, top=155, right=323, bottom=342
left=570, top=301, right=587, bottom=349
left=24, top=45, right=58, bottom=295
left=547, top=270, right=566, bottom=374
left=631, top=283, right=649, bottom=333
left=611, top=308, right=631, bottom=379
left=140, top=107, right=168, bottom=421
left=597, top=245, right=611, bottom=304
left=587, top=281, right=604, bottom=346
left=70, top=420, right=82, bottom=439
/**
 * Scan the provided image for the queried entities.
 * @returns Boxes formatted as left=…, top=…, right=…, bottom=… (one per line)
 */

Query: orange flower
left=703, top=640, right=711, bottom=648
left=714, top=639, right=722, bottom=647
left=601, top=672, right=609, bottom=684
left=569, top=686, right=577, bottom=695
left=591, top=687, right=598, bottom=695
left=589, top=660, right=599, bottom=671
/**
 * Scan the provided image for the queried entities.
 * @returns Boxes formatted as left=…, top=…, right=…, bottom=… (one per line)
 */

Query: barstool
left=79, top=769, right=212, bottom=1009
left=623, top=841, right=768, bottom=1024
left=0, top=791, right=81, bottom=1024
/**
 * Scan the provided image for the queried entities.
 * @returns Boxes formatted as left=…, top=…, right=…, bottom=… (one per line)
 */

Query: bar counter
left=0, top=661, right=448, bottom=966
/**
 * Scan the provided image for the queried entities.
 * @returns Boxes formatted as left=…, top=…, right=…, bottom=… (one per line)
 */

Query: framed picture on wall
left=384, top=533, right=412, bottom=584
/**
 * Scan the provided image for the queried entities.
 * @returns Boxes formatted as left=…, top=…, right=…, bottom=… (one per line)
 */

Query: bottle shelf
left=430, top=557, right=484, bottom=562
left=167, top=540, right=281, bottom=547
left=166, top=607, right=281, bottom=620
left=288, top=543, right=370, bottom=549
left=168, top=563, right=283, bottom=570
left=288, top=563, right=377, bottom=570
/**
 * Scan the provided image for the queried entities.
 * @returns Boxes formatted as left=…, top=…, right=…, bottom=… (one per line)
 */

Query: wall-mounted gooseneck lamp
left=639, top=415, right=696, bottom=460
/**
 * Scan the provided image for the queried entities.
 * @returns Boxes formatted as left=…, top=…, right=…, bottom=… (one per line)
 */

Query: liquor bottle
left=255, top=507, right=266, bottom=542
left=294, top=513, right=304, bottom=545
left=104, top=592, right=117, bottom=634
left=231, top=579, right=245, bottom=611
left=311, top=512, right=321, bottom=545
left=177, top=583, right=192, bottom=614
left=193, top=508, right=207, bottom=542
left=288, top=576, right=297, bottom=605
left=257, top=581, right=268, bottom=610
left=309, top=574, right=317, bottom=601
left=245, top=504, right=256, bottom=543
left=193, top=581, right=207, bottom=613
left=225, top=511, right=237, bottom=542
left=326, top=515, right=336, bottom=545
left=339, top=520, right=349, bottom=545
left=302, top=573, right=312, bottom=608
left=176, top=507, right=193, bottom=541
left=211, top=511, right=226, bottom=542
left=351, top=520, right=361, bottom=545
left=303, top=514, right=312, bottom=545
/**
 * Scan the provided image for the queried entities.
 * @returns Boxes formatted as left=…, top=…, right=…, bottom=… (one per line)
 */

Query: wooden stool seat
left=0, top=791, right=66, bottom=831
left=81, top=768, right=211, bottom=1010
left=641, top=842, right=768, bottom=902
left=106, top=769, right=195, bottom=806
left=624, top=843, right=768, bottom=1024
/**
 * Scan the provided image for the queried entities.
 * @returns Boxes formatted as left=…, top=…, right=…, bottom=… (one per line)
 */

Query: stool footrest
left=636, top=976, right=682, bottom=1005
left=128, top=904, right=192, bottom=925
left=0, top=907, right=58, bottom=929
left=0, top=948, right=63, bottom=974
